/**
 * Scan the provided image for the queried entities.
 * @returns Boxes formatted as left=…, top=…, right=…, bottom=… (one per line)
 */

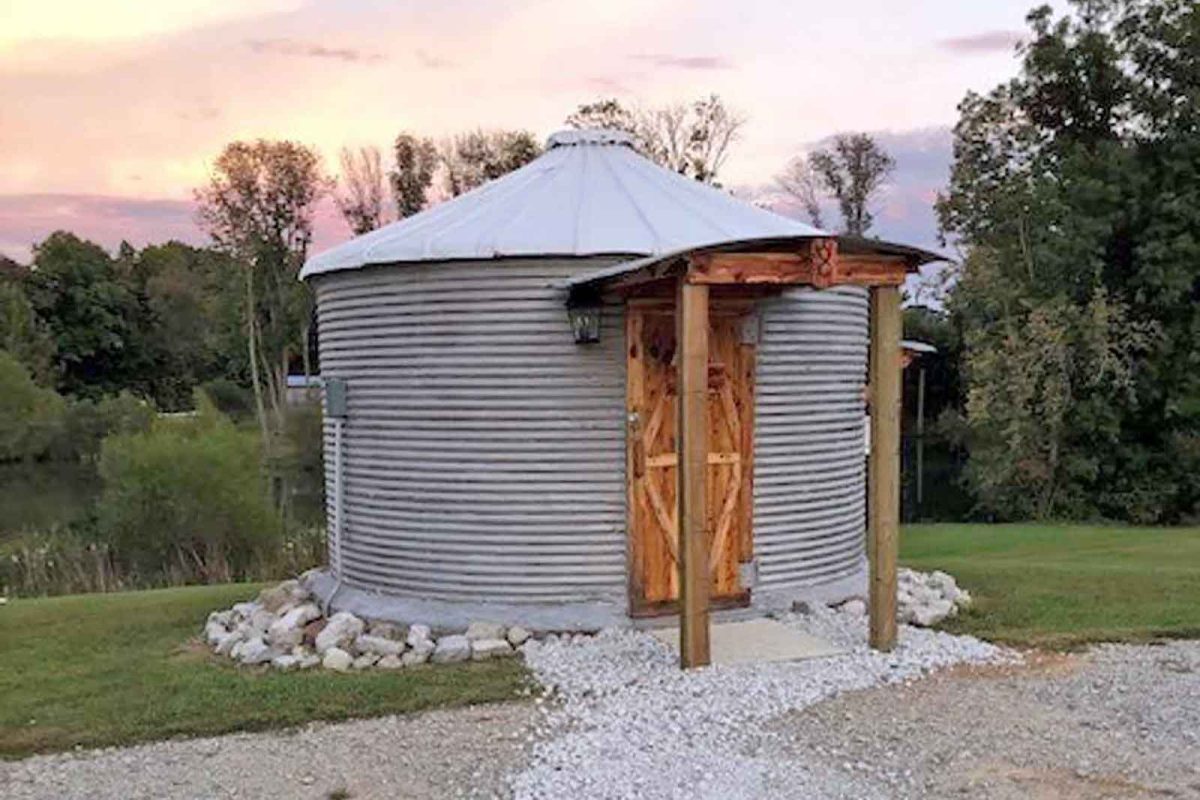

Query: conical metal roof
left=301, top=129, right=825, bottom=278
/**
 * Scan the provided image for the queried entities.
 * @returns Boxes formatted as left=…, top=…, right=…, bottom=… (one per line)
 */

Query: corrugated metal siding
left=314, top=258, right=629, bottom=605
left=754, top=286, right=868, bottom=590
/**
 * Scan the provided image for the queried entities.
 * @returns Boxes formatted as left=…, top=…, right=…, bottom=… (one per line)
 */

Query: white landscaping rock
left=377, top=654, right=404, bottom=670
left=237, top=637, right=274, bottom=666
left=406, top=624, right=432, bottom=647
left=402, top=640, right=434, bottom=667
left=322, top=647, right=352, bottom=672
left=314, top=612, right=365, bottom=655
left=355, top=634, right=405, bottom=658
left=352, top=653, right=380, bottom=670
left=214, top=629, right=246, bottom=656
left=507, top=626, right=532, bottom=647
left=257, top=580, right=300, bottom=613
left=368, top=621, right=406, bottom=641
left=465, top=621, right=507, bottom=641
left=471, top=639, right=514, bottom=661
left=839, top=599, right=867, bottom=617
left=895, top=568, right=973, bottom=627
left=267, top=603, right=321, bottom=650
left=271, top=654, right=300, bottom=671
left=432, top=635, right=471, bottom=664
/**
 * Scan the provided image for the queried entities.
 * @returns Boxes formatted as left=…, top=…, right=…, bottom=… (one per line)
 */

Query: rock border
left=205, top=568, right=973, bottom=672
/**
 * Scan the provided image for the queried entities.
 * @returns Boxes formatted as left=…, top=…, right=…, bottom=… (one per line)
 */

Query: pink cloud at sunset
left=0, top=0, right=1041, bottom=261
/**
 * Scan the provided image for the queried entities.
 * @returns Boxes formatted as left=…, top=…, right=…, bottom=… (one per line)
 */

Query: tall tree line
left=935, top=0, right=1200, bottom=522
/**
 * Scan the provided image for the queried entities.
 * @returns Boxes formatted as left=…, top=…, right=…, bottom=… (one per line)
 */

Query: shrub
left=48, top=392, right=155, bottom=462
left=199, top=377, right=256, bottom=421
left=0, top=350, right=65, bottom=461
left=96, top=396, right=283, bottom=584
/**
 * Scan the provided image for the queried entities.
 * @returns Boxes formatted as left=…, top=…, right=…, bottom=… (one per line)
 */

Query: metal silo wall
left=754, top=285, right=868, bottom=592
left=313, top=258, right=629, bottom=605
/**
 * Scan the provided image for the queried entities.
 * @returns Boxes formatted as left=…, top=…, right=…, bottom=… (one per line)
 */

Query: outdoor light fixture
left=567, top=296, right=602, bottom=344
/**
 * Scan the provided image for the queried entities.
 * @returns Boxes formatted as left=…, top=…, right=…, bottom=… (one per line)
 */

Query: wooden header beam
left=687, top=239, right=909, bottom=288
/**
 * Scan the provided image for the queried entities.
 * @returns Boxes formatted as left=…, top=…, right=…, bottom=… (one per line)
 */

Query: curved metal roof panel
left=301, top=129, right=826, bottom=279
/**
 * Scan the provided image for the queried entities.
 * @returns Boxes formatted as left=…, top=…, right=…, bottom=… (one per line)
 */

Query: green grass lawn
left=903, top=523, right=1200, bottom=648
left=0, top=583, right=527, bottom=759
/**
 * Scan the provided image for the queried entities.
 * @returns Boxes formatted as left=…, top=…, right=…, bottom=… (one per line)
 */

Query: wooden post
left=677, top=279, right=711, bottom=668
left=868, top=285, right=901, bottom=651
left=916, top=364, right=926, bottom=511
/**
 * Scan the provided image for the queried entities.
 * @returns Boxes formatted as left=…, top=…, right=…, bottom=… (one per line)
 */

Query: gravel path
left=0, top=703, right=536, bottom=800
left=5, top=617, right=1197, bottom=800
left=512, top=610, right=1013, bottom=798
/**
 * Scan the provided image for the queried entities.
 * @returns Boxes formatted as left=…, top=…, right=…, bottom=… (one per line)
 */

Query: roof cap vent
left=546, top=129, right=635, bottom=149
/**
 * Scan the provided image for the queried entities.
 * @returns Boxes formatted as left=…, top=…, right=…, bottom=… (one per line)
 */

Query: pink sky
left=0, top=0, right=1042, bottom=262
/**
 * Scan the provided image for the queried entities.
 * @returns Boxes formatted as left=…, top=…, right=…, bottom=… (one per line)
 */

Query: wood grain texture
left=626, top=299, right=754, bottom=616
left=677, top=280, right=711, bottom=668
left=868, top=285, right=902, bottom=651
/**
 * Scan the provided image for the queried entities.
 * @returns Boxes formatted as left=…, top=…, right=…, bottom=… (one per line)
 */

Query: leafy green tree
left=390, top=132, right=438, bottom=218
left=118, top=242, right=243, bottom=410
left=801, top=134, right=895, bottom=236
left=195, top=139, right=330, bottom=444
left=0, top=265, right=55, bottom=384
left=938, top=0, right=1200, bottom=521
left=0, top=350, right=66, bottom=461
left=440, top=129, right=541, bottom=197
left=335, top=145, right=388, bottom=234
left=566, top=94, right=744, bottom=185
left=25, top=232, right=142, bottom=398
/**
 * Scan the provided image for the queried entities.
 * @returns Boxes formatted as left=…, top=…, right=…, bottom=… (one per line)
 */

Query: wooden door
left=626, top=300, right=755, bottom=613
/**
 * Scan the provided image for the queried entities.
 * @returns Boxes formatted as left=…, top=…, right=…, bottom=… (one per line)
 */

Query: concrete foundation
left=306, top=560, right=866, bottom=634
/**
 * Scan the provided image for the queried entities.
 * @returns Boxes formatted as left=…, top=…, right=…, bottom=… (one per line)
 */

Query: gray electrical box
left=324, top=377, right=348, bottom=418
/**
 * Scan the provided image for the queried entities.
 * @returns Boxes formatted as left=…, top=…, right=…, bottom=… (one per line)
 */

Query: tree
left=25, top=232, right=142, bottom=398
left=565, top=94, right=745, bottom=185
left=0, top=350, right=65, bottom=462
left=440, top=129, right=541, bottom=197
left=0, top=263, right=55, bottom=383
left=390, top=133, right=438, bottom=218
left=120, top=242, right=242, bottom=410
left=937, top=0, right=1200, bottom=522
left=775, top=155, right=825, bottom=228
left=195, top=140, right=330, bottom=444
left=335, top=146, right=388, bottom=234
left=803, top=133, right=895, bottom=236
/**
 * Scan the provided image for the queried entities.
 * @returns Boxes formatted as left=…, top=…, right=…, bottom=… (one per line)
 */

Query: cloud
left=0, top=193, right=350, bottom=262
left=938, top=30, right=1023, bottom=55
left=246, top=38, right=385, bottom=64
left=416, top=49, right=455, bottom=70
left=631, top=53, right=732, bottom=70
left=582, top=76, right=633, bottom=94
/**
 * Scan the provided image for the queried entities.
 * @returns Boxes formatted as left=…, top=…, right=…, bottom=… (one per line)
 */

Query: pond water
left=0, top=461, right=326, bottom=541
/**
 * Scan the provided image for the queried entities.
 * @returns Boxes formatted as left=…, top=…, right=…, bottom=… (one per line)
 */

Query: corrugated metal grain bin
left=300, top=129, right=933, bottom=630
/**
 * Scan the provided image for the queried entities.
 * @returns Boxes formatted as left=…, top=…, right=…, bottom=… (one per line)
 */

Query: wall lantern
left=567, top=294, right=602, bottom=344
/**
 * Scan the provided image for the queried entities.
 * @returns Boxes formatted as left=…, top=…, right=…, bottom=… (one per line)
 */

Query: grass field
left=0, top=583, right=527, bottom=758
left=903, top=523, right=1200, bottom=648
left=3, top=523, right=1198, bottom=758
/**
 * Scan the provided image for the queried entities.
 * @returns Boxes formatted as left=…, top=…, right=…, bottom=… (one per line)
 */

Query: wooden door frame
left=624, top=295, right=756, bottom=618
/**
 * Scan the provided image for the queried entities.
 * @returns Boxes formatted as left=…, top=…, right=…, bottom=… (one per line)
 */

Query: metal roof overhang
left=559, top=235, right=951, bottom=297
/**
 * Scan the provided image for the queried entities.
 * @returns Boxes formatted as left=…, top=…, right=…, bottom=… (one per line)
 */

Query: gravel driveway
left=0, top=703, right=536, bottom=800
left=4, top=620, right=1198, bottom=799
left=769, top=641, right=1200, bottom=799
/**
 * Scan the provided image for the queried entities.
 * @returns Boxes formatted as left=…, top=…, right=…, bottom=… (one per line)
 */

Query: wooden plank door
left=627, top=300, right=755, bottom=614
